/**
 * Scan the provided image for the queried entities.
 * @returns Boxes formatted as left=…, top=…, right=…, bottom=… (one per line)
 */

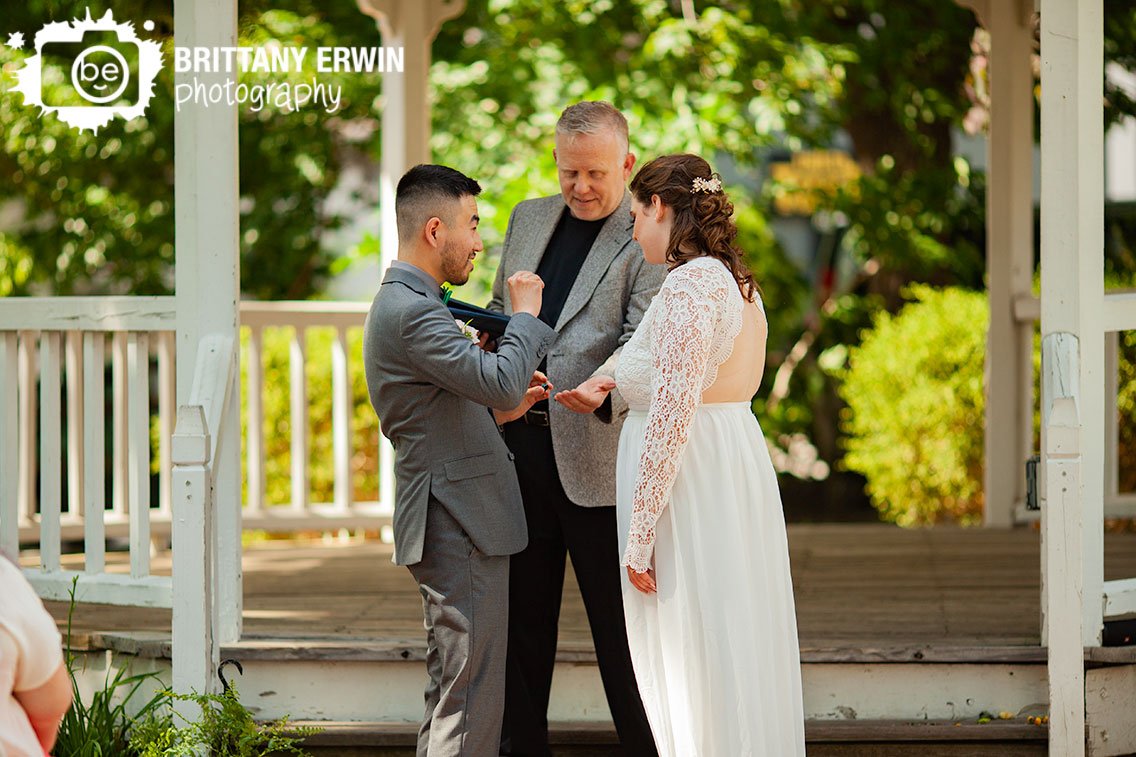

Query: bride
left=610, top=154, right=805, bottom=755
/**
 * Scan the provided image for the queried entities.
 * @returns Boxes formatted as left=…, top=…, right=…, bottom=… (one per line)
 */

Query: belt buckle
left=524, top=409, right=550, bottom=427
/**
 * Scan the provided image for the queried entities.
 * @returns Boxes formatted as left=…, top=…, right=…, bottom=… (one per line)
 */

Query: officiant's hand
left=627, top=566, right=656, bottom=594
left=554, top=375, right=616, bottom=414
left=493, top=371, right=553, bottom=425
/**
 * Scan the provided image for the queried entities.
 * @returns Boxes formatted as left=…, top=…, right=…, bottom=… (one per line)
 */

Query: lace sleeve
left=621, top=262, right=728, bottom=573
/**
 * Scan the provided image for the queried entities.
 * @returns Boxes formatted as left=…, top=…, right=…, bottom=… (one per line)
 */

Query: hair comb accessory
left=691, top=176, right=723, bottom=194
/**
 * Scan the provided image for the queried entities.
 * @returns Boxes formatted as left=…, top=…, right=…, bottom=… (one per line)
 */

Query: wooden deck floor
left=41, top=523, right=1136, bottom=651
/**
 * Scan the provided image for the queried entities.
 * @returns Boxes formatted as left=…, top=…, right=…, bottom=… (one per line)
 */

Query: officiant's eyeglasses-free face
left=554, top=130, right=636, bottom=222
left=437, top=194, right=483, bottom=286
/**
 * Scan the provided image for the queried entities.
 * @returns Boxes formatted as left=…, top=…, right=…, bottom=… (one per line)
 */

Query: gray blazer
left=363, top=266, right=557, bottom=566
left=488, top=194, right=665, bottom=508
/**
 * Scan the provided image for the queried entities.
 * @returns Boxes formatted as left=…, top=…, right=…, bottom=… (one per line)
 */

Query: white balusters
left=17, top=333, right=37, bottom=526
left=127, top=333, right=151, bottom=579
left=158, top=331, right=176, bottom=520
left=332, top=325, right=353, bottom=514
left=289, top=326, right=309, bottom=513
left=38, top=332, right=62, bottom=572
left=1, top=298, right=401, bottom=585
left=111, top=332, right=129, bottom=520
left=1, top=333, right=18, bottom=556
left=65, top=332, right=84, bottom=526
left=83, top=333, right=106, bottom=573
left=237, top=303, right=392, bottom=535
left=0, top=295, right=175, bottom=608
left=245, top=324, right=265, bottom=516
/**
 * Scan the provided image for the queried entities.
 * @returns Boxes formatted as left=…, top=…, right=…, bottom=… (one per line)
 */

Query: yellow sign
left=770, top=150, right=861, bottom=216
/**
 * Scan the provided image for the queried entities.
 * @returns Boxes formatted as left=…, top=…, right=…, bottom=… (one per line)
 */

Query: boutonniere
left=455, top=318, right=479, bottom=342
left=441, top=284, right=454, bottom=304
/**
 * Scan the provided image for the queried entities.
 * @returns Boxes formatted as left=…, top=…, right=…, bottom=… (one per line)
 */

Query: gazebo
left=1, top=0, right=1134, bottom=753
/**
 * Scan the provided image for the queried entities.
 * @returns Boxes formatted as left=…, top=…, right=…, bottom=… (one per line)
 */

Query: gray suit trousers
left=407, top=498, right=510, bottom=757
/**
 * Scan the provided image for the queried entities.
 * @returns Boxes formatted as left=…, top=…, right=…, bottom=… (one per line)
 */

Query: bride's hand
left=627, top=566, right=656, bottom=594
left=554, top=375, right=616, bottom=414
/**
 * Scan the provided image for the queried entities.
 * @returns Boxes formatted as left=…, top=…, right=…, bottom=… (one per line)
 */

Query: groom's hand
left=627, top=566, right=656, bottom=594
left=554, top=375, right=616, bottom=414
left=493, top=371, right=553, bottom=425
left=507, top=271, right=544, bottom=317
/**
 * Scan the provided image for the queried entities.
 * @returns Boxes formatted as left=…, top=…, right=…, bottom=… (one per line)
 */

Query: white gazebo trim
left=354, top=0, right=466, bottom=510
left=171, top=0, right=242, bottom=701
left=962, top=0, right=1037, bottom=528
left=1039, top=0, right=1105, bottom=648
left=1038, top=0, right=1105, bottom=753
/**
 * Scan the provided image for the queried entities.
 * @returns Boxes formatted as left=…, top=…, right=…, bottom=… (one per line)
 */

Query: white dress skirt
left=616, top=402, right=806, bottom=756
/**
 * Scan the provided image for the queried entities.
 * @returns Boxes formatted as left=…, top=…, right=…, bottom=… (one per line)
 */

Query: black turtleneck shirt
left=534, top=207, right=608, bottom=329
left=529, top=207, right=609, bottom=410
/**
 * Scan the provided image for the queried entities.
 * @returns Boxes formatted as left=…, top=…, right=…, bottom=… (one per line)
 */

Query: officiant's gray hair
left=556, top=101, right=629, bottom=153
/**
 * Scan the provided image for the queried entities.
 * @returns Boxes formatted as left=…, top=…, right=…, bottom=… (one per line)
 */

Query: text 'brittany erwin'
left=173, top=46, right=405, bottom=74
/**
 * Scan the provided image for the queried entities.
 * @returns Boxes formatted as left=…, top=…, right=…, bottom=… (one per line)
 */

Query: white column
left=1039, top=0, right=1104, bottom=651
left=170, top=407, right=216, bottom=715
left=355, top=0, right=463, bottom=273
left=1044, top=382, right=1085, bottom=757
left=173, top=0, right=240, bottom=702
left=983, top=0, right=1035, bottom=527
left=355, top=0, right=465, bottom=522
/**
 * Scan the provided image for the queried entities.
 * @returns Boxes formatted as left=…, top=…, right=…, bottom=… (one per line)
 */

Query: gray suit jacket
left=363, top=266, right=557, bottom=566
left=488, top=194, right=665, bottom=508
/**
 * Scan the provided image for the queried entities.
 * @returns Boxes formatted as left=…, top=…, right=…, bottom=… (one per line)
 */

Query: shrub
left=839, top=285, right=987, bottom=526
left=55, top=578, right=167, bottom=756
left=128, top=684, right=318, bottom=756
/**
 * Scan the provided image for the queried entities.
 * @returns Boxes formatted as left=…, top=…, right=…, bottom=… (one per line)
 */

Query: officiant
left=487, top=101, right=665, bottom=757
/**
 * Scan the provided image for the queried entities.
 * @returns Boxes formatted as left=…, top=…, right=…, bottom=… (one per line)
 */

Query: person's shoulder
left=511, top=194, right=563, bottom=220
left=661, top=257, right=732, bottom=295
left=0, top=558, right=53, bottom=631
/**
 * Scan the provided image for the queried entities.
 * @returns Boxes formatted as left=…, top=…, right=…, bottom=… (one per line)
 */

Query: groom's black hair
left=396, top=164, right=481, bottom=244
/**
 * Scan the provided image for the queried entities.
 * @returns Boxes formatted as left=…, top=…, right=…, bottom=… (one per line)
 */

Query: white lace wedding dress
left=614, top=255, right=805, bottom=756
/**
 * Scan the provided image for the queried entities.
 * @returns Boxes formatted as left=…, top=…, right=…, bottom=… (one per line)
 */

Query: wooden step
left=67, top=636, right=1056, bottom=724
left=286, top=719, right=1048, bottom=756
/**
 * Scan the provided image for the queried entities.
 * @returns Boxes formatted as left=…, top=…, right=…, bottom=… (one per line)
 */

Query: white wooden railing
left=1012, top=292, right=1136, bottom=521
left=0, top=297, right=176, bottom=607
left=1, top=299, right=394, bottom=574
left=239, top=301, right=394, bottom=534
left=5, top=293, right=1133, bottom=555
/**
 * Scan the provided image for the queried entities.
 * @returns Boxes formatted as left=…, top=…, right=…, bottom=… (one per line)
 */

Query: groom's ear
left=424, top=216, right=444, bottom=248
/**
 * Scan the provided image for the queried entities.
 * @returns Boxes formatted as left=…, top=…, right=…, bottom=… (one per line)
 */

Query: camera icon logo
left=72, top=45, right=131, bottom=104
left=11, top=8, right=163, bottom=133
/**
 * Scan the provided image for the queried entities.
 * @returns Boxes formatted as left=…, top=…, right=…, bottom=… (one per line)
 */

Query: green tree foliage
left=1119, top=330, right=1136, bottom=494
left=0, top=0, right=385, bottom=298
left=839, top=286, right=987, bottom=526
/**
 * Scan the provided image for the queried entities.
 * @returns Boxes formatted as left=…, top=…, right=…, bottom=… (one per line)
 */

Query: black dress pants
left=499, top=421, right=657, bottom=757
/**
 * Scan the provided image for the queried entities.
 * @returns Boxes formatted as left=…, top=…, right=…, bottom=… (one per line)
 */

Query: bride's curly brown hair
left=629, top=154, right=758, bottom=302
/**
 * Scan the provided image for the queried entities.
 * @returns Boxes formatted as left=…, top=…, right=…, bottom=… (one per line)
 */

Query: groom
left=490, top=102, right=664, bottom=755
left=362, top=164, right=556, bottom=756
